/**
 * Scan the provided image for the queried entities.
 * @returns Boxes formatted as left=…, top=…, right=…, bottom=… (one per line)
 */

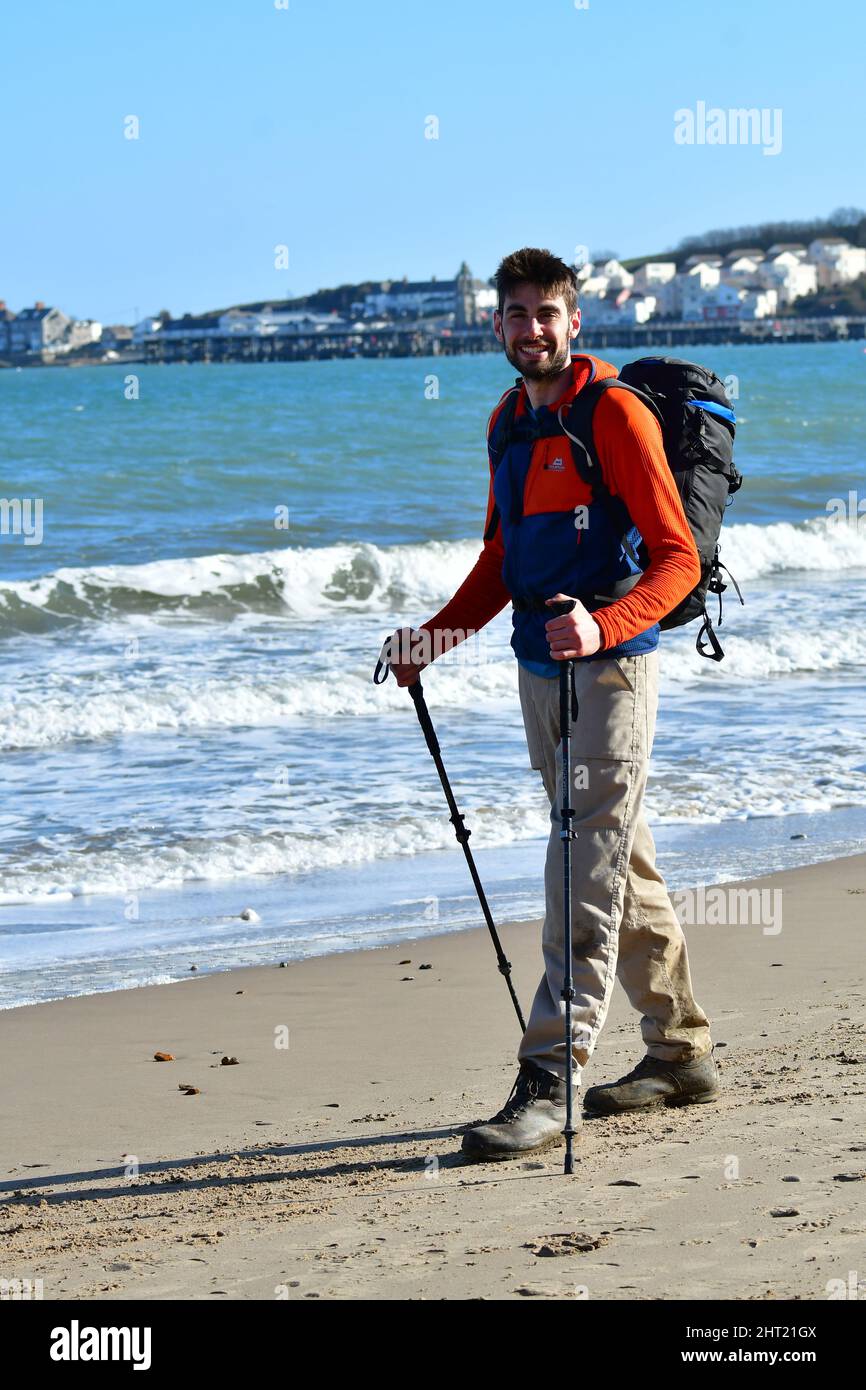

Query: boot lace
left=489, top=1069, right=545, bottom=1125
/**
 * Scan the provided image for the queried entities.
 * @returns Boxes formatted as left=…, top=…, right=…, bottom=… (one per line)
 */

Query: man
left=390, top=247, right=717, bottom=1162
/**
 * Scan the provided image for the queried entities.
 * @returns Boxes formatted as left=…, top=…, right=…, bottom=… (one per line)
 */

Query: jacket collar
left=514, top=354, right=598, bottom=420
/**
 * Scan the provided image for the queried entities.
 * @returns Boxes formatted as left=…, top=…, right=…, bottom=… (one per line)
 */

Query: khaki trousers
left=516, top=652, right=712, bottom=1086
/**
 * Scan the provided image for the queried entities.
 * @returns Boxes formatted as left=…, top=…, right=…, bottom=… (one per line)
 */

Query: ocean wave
left=2, top=516, right=865, bottom=636
left=0, top=660, right=518, bottom=750
left=3, top=615, right=866, bottom=751
left=658, top=620, right=866, bottom=683
left=0, top=539, right=483, bottom=634
left=0, top=801, right=553, bottom=905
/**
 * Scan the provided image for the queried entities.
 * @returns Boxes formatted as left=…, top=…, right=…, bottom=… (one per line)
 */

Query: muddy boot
left=584, top=1049, right=719, bottom=1115
left=461, top=1060, right=575, bottom=1163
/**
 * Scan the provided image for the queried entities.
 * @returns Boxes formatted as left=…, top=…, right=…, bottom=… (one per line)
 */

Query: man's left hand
left=544, top=593, right=602, bottom=659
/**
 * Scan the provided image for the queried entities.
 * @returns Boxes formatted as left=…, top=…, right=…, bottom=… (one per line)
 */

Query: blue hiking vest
left=486, top=356, right=660, bottom=670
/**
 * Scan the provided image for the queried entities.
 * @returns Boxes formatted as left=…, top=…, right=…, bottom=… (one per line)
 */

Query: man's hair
left=494, top=247, right=579, bottom=318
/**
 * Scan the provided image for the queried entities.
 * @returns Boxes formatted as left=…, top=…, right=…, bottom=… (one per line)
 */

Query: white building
left=579, top=273, right=611, bottom=298
left=757, top=254, right=817, bottom=305
left=217, top=308, right=341, bottom=336
left=739, top=287, right=779, bottom=319
left=808, top=237, right=866, bottom=288
left=721, top=251, right=764, bottom=286
left=599, top=259, right=634, bottom=290
left=766, top=242, right=808, bottom=260
left=682, top=282, right=743, bottom=321
left=666, top=261, right=721, bottom=317
left=621, top=293, right=657, bottom=324
left=133, top=316, right=164, bottom=343
left=632, top=261, right=677, bottom=292
left=63, top=319, right=103, bottom=350
left=581, top=289, right=656, bottom=326
left=474, top=286, right=497, bottom=312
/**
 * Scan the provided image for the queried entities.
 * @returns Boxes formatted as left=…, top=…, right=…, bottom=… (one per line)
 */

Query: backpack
left=489, top=356, right=744, bottom=661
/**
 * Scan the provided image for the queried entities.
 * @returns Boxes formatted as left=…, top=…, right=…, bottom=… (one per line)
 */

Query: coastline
left=2, top=850, right=864, bottom=1301
left=2, top=317, right=864, bottom=371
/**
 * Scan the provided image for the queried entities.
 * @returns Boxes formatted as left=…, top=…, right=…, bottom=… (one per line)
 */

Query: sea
left=1, top=343, right=864, bottom=1007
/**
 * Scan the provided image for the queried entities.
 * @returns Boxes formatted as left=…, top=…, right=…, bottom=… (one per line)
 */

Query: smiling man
left=390, top=247, right=718, bottom=1161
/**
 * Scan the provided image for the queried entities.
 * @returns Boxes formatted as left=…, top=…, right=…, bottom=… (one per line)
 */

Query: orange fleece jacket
left=420, top=356, right=701, bottom=654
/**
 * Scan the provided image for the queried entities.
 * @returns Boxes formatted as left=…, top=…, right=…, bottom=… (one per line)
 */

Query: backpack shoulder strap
left=559, top=377, right=660, bottom=490
left=483, top=382, right=522, bottom=541
left=559, top=378, right=659, bottom=569
left=486, top=382, right=522, bottom=462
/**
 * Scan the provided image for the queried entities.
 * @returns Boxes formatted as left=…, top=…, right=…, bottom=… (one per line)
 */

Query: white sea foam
left=718, top=516, right=866, bottom=579
left=0, top=659, right=519, bottom=750
left=2, top=516, right=865, bottom=634
left=0, top=799, right=553, bottom=903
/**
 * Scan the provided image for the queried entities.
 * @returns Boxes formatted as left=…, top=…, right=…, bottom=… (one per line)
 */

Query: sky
left=1, top=0, right=864, bottom=325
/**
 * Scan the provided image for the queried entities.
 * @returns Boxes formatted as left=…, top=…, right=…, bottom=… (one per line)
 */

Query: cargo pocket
left=573, top=656, right=642, bottom=762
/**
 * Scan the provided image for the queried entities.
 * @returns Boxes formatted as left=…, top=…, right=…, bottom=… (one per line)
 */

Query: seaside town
left=3, top=228, right=866, bottom=367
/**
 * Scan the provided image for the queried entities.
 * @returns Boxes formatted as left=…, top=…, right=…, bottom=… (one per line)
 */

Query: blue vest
left=488, top=369, right=660, bottom=672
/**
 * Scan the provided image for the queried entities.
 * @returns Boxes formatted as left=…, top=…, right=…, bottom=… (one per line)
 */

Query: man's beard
left=503, top=335, right=572, bottom=381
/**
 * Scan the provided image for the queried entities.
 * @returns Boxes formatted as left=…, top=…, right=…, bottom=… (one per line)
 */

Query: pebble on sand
left=153, top=1052, right=174, bottom=1062
left=220, top=1056, right=239, bottom=1066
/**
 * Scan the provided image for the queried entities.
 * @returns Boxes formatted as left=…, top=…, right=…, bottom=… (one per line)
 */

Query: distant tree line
left=669, top=207, right=866, bottom=263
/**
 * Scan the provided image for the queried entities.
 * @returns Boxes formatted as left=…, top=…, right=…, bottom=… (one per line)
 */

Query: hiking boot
left=461, top=1060, right=575, bottom=1162
left=583, top=1050, right=719, bottom=1115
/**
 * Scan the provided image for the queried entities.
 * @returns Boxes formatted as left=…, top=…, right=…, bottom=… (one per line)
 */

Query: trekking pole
left=373, top=647, right=526, bottom=1034
left=549, top=599, right=579, bottom=1176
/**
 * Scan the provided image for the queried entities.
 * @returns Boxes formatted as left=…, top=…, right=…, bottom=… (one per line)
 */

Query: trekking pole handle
left=547, top=597, right=576, bottom=618
left=373, top=633, right=394, bottom=684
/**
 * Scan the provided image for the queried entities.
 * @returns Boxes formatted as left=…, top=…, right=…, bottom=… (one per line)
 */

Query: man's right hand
left=385, top=626, right=430, bottom=687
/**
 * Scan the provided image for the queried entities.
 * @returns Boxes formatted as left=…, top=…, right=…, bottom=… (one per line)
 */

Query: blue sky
left=1, top=0, right=863, bottom=324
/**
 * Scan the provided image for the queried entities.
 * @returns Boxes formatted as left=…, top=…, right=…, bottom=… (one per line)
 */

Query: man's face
left=493, top=283, right=580, bottom=380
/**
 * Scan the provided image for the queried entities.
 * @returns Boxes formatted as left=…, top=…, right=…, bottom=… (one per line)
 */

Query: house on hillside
left=682, top=280, right=742, bottom=321
left=632, top=261, right=677, bottom=293
left=808, top=237, right=866, bottom=288
left=757, top=252, right=817, bottom=305
left=739, top=287, right=778, bottom=319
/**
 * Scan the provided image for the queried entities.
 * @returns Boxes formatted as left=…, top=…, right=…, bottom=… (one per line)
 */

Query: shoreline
left=2, top=325, right=864, bottom=372
left=3, top=823, right=865, bottom=1012
left=2, top=850, right=864, bottom=1300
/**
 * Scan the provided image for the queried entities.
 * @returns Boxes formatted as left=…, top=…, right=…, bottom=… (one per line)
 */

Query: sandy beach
left=1, top=852, right=864, bottom=1302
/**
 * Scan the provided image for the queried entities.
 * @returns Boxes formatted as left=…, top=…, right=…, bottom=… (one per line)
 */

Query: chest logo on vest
left=543, top=457, right=565, bottom=471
